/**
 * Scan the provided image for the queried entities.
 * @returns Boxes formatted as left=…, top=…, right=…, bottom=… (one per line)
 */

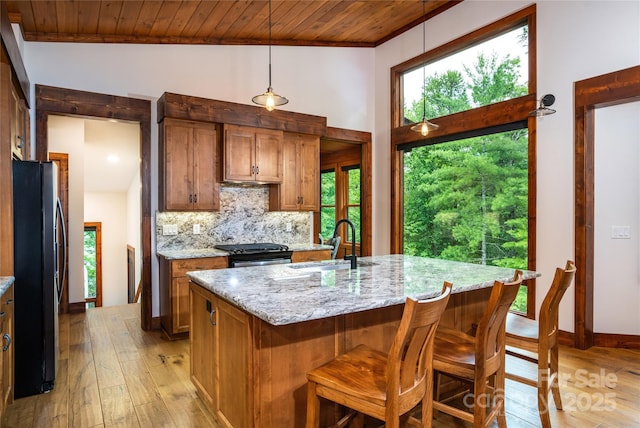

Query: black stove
left=215, top=243, right=292, bottom=267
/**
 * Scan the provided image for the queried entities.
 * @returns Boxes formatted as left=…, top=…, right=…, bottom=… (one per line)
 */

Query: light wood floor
left=3, top=303, right=639, bottom=427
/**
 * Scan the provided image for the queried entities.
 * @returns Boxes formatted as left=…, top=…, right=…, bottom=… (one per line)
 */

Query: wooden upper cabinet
left=10, top=84, right=29, bottom=160
left=160, top=119, right=219, bottom=211
left=270, top=133, right=320, bottom=211
left=223, top=124, right=282, bottom=183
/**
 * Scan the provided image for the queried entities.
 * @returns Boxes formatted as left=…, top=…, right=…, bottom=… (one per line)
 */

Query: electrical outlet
left=193, top=224, right=201, bottom=234
left=286, top=222, right=292, bottom=232
left=162, top=224, right=178, bottom=236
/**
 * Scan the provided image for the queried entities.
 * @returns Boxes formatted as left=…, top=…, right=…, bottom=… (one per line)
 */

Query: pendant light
left=529, top=93, right=557, bottom=117
left=411, top=0, right=438, bottom=137
left=252, top=0, right=288, bottom=111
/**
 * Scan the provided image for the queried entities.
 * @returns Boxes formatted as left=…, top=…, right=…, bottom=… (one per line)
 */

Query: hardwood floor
left=3, top=303, right=639, bottom=427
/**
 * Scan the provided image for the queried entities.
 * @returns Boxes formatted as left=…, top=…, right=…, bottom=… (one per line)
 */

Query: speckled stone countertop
left=187, top=254, right=539, bottom=326
left=0, top=277, right=14, bottom=297
left=157, top=243, right=332, bottom=260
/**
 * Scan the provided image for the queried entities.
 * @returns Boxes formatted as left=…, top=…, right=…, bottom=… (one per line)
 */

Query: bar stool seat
left=505, top=260, right=576, bottom=428
left=306, top=283, right=452, bottom=428
left=432, top=271, right=523, bottom=428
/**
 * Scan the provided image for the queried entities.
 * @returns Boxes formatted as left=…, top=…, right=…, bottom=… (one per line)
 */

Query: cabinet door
left=223, top=125, right=255, bottom=182
left=298, top=135, right=320, bottom=210
left=1, top=285, right=14, bottom=410
left=189, top=284, right=216, bottom=410
left=254, top=129, right=283, bottom=183
left=164, top=122, right=194, bottom=210
left=216, top=298, right=250, bottom=428
left=192, top=124, right=219, bottom=210
left=172, top=277, right=191, bottom=334
left=278, top=136, right=301, bottom=210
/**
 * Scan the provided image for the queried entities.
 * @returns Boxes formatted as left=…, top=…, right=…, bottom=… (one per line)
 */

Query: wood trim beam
left=573, top=65, right=640, bottom=350
left=0, top=2, right=29, bottom=105
left=158, top=92, right=327, bottom=136
left=35, top=84, right=153, bottom=331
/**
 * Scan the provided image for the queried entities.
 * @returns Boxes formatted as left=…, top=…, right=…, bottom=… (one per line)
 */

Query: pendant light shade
left=411, top=0, right=438, bottom=136
left=411, top=118, right=439, bottom=136
left=252, top=0, right=288, bottom=111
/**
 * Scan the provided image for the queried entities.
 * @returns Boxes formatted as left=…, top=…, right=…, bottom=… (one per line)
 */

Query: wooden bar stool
left=505, top=260, right=576, bottom=428
left=432, top=271, right=523, bottom=428
left=305, top=283, right=452, bottom=428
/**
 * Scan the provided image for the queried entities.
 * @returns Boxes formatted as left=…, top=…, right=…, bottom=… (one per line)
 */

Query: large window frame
left=390, top=5, right=538, bottom=317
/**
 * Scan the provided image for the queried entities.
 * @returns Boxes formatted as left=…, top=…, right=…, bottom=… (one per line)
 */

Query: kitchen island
left=187, top=255, right=538, bottom=428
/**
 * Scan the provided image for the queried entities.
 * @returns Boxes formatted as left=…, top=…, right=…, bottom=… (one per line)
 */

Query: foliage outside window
left=402, top=26, right=528, bottom=125
left=84, top=228, right=97, bottom=300
left=396, top=13, right=534, bottom=313
left=320, top=170, right=336, bottom=240
left=344, top=166, right=361, bottom=243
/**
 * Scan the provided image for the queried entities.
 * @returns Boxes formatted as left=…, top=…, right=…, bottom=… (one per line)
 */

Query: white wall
left=85, top=192, right=129, bottom=306
left=374, top=0, right=640, bottom=333
left=47, top=115, right=85, bottom=303
left=594, top=102, right=640, bottom=335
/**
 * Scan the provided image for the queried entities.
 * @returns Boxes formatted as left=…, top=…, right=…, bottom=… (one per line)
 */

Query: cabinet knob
left=2, top=333, right=11, bottom=352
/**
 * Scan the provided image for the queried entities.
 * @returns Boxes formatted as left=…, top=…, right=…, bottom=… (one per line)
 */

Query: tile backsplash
left=156, top=184, right=312, bottom=251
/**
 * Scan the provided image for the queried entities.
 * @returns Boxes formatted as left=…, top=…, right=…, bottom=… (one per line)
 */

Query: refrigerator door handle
left=56, top=198, right=68, bottom=303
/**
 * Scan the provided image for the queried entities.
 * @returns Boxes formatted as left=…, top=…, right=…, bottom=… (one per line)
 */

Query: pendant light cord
left=268, top=0, right=272, bottom=88
left=421, top=0, right=426, bottom=119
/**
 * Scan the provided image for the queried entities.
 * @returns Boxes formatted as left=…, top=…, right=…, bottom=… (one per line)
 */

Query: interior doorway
left=317, top=127, right=372, bottom=257
left=35, top=85, right=153, bottom=330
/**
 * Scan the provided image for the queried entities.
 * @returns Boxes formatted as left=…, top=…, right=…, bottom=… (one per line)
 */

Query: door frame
left=35, top=85, right=153, bottom=330
left=574, top=65, right=640, bottom=349
left=320, top=127, right=372, bottom=256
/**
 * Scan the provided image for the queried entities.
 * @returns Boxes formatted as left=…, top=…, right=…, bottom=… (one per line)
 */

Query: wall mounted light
left=411, top=0, right=438, bottom=137
left=252, top=0, right=288, bottom=111
left=529, top=93, right=557, bottom=117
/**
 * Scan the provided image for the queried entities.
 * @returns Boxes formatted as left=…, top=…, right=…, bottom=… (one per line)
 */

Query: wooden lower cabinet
left=159, top=256, right=227, bottom=339
left=188, top=283, right=494, bottom=427
left=0, top=284, right=14, bottom=419
left=291, top=249, right=331, bottom=263
left=190, top=283, right=250, bottom=428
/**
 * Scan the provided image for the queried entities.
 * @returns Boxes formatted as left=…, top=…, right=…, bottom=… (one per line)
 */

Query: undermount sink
left=289, top=260, right=377, bottom=272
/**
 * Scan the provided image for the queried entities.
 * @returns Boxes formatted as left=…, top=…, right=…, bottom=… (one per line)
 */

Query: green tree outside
left=403, top=49, right=529, bottom=311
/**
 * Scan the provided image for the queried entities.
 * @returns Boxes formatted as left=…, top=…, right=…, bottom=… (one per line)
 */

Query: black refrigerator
left=13, top=160, right=66, bottom=398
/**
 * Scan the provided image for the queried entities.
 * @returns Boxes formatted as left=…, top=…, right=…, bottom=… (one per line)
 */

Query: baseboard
left=594, top=332, right=640, bottom=349
left=558, top=330, right=640, bottom=349
left=151, top=316, right=161, bottom=330
left=68, top=301, right=86, bottom=313
left=558, top=330, right=574, bottom=347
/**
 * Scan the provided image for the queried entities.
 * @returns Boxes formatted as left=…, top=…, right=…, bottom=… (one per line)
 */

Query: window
left=320, top=170, right=336, bottom=240
left=391, top=6, right=536, bottom=315
left=84, top=222, right=102, bottom=308
left=319, top=162, right=362, bottom=257
left=343, top=166, right=361, bottom=243
left=401, top=26, right=528, bottom=125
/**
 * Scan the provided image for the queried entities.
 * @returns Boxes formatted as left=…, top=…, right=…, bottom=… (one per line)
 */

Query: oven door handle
left=231, top=258, right=292, bottom=268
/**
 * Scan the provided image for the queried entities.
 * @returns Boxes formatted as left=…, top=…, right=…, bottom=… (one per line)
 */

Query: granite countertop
left=187, top=254, right=539, bottom=326
left=0, top=277, right=15, bottom=297
left=157, top=243, right=332, bottom=260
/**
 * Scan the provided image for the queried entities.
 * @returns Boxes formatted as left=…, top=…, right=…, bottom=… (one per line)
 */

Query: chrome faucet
left=332, top=219, right=357, bottom=269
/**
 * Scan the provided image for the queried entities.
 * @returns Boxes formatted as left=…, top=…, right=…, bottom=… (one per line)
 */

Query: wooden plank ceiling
left=5, top=0, right=460, bottom=47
